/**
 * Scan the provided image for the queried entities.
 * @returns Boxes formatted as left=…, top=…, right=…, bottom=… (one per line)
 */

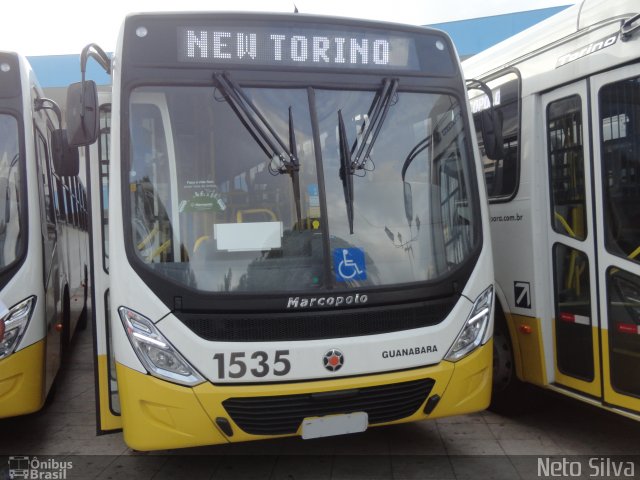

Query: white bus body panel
left=464, top=0, right=640, bottom=416
left=12, top=57, right=51, bottom=353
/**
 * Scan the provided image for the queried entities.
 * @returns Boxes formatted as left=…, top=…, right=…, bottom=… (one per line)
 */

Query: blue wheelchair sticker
left=307, top=184, right=319, bottom=197
left=333, top=248, right=366, bottom=282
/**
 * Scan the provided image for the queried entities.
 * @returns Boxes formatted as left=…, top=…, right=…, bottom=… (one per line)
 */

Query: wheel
left=493, top=328, right=515, bottom=393
left=60, top=289, right=71, bottom=360
left=489, top=315, right=546, bottom=415
left=77, top=266, right=89, bottom=331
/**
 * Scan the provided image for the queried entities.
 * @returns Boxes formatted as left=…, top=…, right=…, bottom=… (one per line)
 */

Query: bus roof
left=463, top=0, right=638, bottom=86
left=0, top=51, right=46, bottom=102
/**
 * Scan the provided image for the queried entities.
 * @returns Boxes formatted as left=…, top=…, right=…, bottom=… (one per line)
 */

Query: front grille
left=222, top=377, right=435, bottom=436
left=179, top=298, right=455, bottom=342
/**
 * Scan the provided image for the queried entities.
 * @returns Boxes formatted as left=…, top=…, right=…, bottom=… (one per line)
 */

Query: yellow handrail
left=137, top=224, right=159, bottom=250
left=554, top=211, right=576, bottom=238
left=146, top=239, right=171, bottom=262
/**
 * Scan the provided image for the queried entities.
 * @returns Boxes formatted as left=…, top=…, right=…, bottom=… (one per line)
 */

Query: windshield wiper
left=338, top=109, right=354, bottom=234
left=288, top=106, right=302, bottom=228
left=213, top=72, right=302, bottom=228
left=338, top=78, right=398, bottom=234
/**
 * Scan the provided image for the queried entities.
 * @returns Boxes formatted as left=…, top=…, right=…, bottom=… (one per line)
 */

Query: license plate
left=301, top=412, right=368, bottom=440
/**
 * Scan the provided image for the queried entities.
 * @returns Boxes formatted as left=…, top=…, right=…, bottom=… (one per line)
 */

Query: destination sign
left=177, top=25, right=421, bottom=71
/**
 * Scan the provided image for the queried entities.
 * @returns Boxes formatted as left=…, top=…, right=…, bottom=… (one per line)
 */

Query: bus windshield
left=0, top=114, right=23, bottom=269
left=126, top=83, right=478, bottom=293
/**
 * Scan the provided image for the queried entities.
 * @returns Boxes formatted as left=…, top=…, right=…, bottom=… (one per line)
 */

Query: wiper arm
left=288, top=106, right=302, bottom=229
left=351, top=78, right=399, bottom=170
left=213, top=72, right=301, bottom=228
left=338, top=110, right=355, bottom=234
left=214, top=72, right=275, bottom=160
left=214, top=72, right=294, bottom=168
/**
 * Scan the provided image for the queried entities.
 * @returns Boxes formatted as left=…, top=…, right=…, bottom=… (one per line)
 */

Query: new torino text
left=185, top=30, right=391, bottom=66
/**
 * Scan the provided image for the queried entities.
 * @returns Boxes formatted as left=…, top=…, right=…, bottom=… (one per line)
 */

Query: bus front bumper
left=116, top=339, right=492, bottom=451
left=0, top=340, right=46, bottom=419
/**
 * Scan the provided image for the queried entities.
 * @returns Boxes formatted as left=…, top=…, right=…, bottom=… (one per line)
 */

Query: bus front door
left=91, top=101, right=122, bottom=433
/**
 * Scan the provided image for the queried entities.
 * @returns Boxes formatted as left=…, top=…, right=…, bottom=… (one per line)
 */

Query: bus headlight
left=445, top=286, right=493, bottom=362
left=0, top=296, right=36, bottom=360
left=118, top=307, right=204, bottom=386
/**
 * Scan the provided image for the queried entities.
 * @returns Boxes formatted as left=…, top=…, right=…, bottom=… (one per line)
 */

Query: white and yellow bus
left=0, top=51, right=89, bottom=418
left=464, top=0, right=640, bottom=418
left=67, top=12, right=495, bottom=450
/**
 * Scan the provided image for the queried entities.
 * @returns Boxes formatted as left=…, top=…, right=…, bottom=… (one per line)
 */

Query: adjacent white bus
left=0, top=51, right=89, bottom=418
left=464, top=0, right=640, bottom=418
left=68, top=12, right=495, bottom=450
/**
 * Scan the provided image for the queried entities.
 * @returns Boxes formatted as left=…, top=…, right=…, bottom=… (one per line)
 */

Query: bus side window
left=0, top=115, right=21, bottom=266
left=35, top=130, right=56, bottom=226
left=99, top=104, right=111, bottom=271
left=472, top=73, right=520, bottom=201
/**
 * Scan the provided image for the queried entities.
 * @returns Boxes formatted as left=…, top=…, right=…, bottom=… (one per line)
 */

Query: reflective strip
left=559, top=312, right=590, bottom=325
left=616, top=323, right=640, bottom=335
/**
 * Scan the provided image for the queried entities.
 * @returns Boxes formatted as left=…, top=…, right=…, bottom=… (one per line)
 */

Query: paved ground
left=1, top=319, right=639, bottom=479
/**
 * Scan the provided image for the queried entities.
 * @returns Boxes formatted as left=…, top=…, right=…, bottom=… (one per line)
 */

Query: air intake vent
left=179, top=298, right=455, bottom=342
left=222, top=377, right=435, bottom=436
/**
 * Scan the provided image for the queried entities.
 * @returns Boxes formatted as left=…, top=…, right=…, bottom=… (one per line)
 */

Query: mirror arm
left=466, top=78, right=495, bottom=109
left=466, top=78, right=505, bottom=161
left=34, top=98, right=62, bottom=129
left=80, top=43, right=112, bottom=78
left=79, top=44, right=111, bottom=120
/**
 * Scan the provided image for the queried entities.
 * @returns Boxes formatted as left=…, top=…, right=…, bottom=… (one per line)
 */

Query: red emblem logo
left=323, top=349, right=344, bottom=372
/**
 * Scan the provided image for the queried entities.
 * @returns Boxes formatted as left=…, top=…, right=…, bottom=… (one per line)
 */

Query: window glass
left=600, top=76, right=640, bottom=263
left=128, top=87, right=322, bottom=292
left=99, top=104, right=111, bottom=272
left=553, top=243, right=594, bottom=381
left=318, top=90, right=478, bottom=288
left=0, top=115, right=24, bottom=268
left=35, top=131, right=56, bottom=225
left=63, top=178, right=72, bottom=224
left=125, top=85, right=480, bottom=293
left=470, top=73, right=520, bottom=200
left=547, top=95, right=587, bottom=241
left=607, top=267, right=640, bottom=397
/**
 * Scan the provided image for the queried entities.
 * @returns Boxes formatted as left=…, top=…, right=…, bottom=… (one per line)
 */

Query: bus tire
left=44, top=378, right=58, bottom=408
left=60, top=289, right=71, bottom=360
left=489, top=308, right=530, bottom=415
left=77, top=266, right=89, bottom=331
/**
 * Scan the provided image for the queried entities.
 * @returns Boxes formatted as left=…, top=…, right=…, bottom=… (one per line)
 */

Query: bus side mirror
left=66, top=81, right=99, bottom=147
left=480, top=108, right=504, bottom=160
left=52, top=129, right=80, bottom=177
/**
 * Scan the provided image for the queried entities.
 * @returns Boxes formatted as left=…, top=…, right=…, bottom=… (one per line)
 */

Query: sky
left=2, top=0, right=578, bottom=56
